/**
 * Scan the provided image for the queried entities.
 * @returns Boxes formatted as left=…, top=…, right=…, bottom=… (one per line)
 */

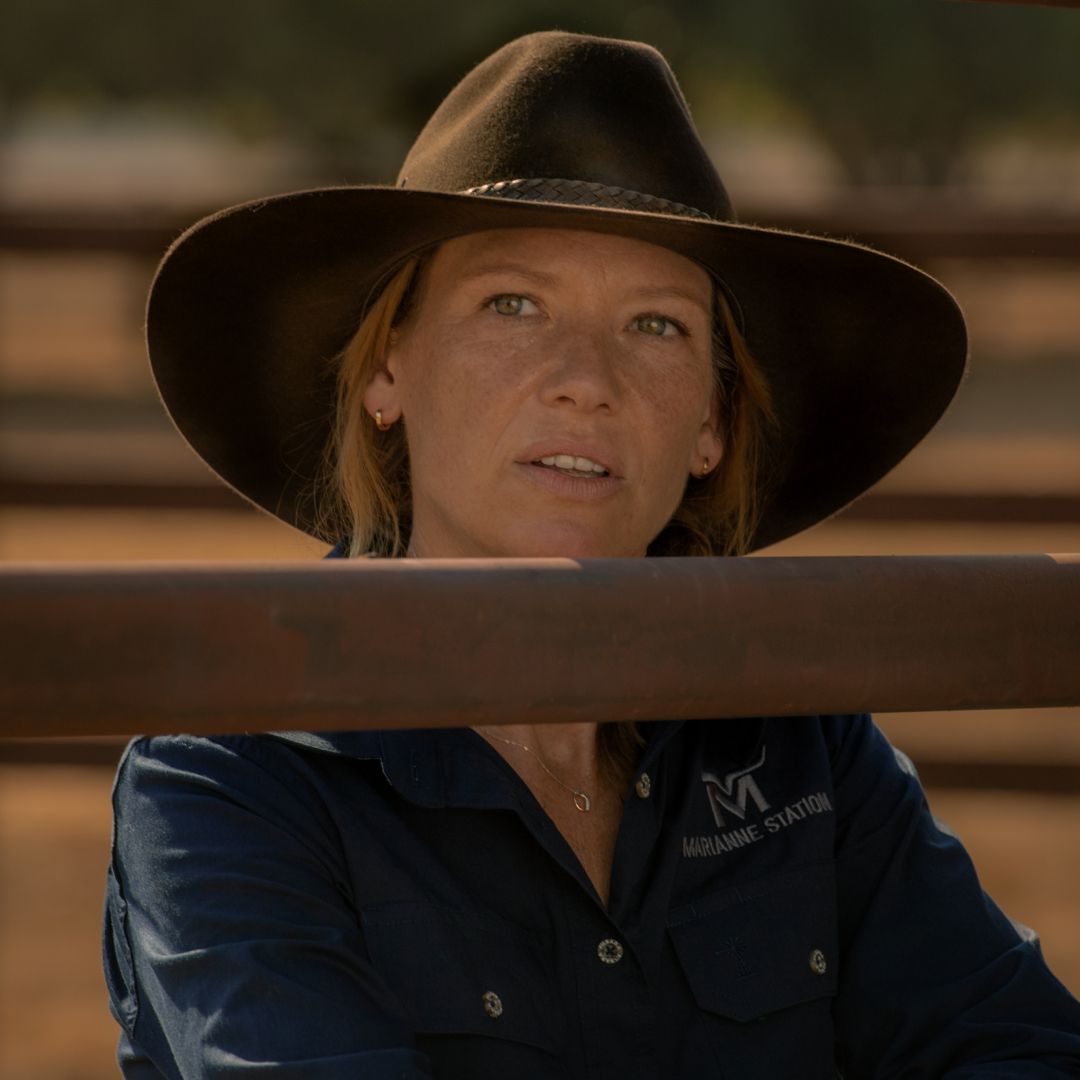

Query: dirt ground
left=3, top=718, right=1080, bottom=1080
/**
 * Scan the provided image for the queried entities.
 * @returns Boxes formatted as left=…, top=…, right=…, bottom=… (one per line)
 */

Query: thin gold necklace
left=483, top=731, right=592, bottom=812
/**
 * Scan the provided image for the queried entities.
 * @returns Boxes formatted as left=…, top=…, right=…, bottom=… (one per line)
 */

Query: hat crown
left=398, top=31, right=734, bottom=221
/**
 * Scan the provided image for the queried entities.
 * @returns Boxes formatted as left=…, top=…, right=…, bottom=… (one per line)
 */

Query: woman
left=104, top=31, right=1080, bottom=1078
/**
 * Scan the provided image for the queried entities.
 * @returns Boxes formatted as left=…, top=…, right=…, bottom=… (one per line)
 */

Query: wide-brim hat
left=147, top=30, right=967, bottom=551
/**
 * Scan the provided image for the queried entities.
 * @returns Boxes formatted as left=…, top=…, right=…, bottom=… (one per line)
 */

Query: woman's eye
left=489, top=294, right=535, bottom=316
left=634, top=314, right=683, bottom=337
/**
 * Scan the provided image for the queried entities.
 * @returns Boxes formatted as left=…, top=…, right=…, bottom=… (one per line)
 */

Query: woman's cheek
left=631, top=360, right=708, bottom=417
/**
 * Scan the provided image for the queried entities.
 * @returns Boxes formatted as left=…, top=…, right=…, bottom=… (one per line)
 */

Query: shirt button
left=482, top=990, right=503, bottom=1018
left=808, top=949, right=827, bottom=976
left=634, top=772, right=652, bottom=799
left=597, top=938, right=624, bottom=965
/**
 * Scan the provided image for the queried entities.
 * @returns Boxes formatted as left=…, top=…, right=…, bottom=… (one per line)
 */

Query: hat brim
left=147, top=185, right=967, bottom=550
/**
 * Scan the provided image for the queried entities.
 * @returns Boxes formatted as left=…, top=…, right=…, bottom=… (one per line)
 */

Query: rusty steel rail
left=1, top=555, right=1078, bottom=739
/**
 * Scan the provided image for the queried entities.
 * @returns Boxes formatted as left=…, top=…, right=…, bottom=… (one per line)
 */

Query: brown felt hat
left=147, top=30, right=967, bottom=551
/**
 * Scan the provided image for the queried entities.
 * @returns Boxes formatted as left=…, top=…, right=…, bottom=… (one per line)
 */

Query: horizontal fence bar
left=5, top=476, right=1080, bottom=523
left=0, top=476, right=243, bottom=511
left=1, top=555, right=1078, bottom=739
left=5, top=736, right=1080, bottom=796
left=0, top=738, right=128, bottom=767
left=3, top=204, right=1080, bottom=261
left=844, top=492, right=1080, bottom=524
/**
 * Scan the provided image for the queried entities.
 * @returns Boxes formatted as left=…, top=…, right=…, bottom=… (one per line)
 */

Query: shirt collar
left=270, top=720, right=694, bottom=810
left=269, top=726, right=517, bottom=809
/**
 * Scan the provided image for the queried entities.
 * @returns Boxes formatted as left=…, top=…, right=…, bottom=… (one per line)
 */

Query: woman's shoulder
left=110, top=732, right=372, bottom=923
left=118, top=728, right=383, bottom=784
left=118, top=731, right=315, bottom=789
left=113, top=731, right=378, bottom=848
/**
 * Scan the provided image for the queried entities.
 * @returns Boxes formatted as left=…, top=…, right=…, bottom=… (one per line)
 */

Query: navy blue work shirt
left=104, top=712, right=1080, bottom=1079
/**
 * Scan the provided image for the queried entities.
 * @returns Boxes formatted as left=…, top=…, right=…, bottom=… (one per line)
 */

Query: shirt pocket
left=361, top=903, right=568, bottom=1075
left=668, top=860, right=839, bottom=1078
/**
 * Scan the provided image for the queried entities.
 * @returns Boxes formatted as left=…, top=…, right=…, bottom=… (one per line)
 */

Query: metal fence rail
left=5, top=736, right=1080, bottom=796
left=5, top=476, right=1080, bottom=523
left=2, top=555, right=1078, bottom=739
left=4, top=203, right=1080, bottom=260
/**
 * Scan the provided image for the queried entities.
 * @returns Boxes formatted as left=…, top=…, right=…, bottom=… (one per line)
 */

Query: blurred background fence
left=2, top=1, right=1080, bottom=1076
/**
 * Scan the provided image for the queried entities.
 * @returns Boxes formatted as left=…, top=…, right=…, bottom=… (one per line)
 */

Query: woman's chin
left=495, top=523, right=647, bottom=560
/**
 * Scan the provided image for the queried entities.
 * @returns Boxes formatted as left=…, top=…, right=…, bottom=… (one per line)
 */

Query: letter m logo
left=702, top=747, right=770, bottom=829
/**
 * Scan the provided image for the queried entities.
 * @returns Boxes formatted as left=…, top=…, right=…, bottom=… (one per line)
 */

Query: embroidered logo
left=702, top=746, right=770, bottom=829
left=682, top=744, right=835, bottom=859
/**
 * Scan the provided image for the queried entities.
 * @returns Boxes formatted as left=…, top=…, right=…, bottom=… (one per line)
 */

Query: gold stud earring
left=699, top=457, right=710, bottom=478
left=375, top=409, right=391, bottom=431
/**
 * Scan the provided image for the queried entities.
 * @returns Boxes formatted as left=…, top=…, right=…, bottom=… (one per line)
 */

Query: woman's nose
left=538, top=327, right=621, bottom=413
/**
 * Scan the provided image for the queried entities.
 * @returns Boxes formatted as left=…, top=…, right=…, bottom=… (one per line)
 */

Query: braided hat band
left=461, top=178, right=713, bottom=222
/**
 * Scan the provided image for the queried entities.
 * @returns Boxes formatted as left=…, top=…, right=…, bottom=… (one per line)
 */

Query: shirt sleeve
left=103, top=734, right=435, bottom=1080
left=825, top=715, right=1080, bottom=1078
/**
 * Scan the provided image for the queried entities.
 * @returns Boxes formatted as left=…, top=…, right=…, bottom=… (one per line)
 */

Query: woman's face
left=365, top=228, right=724, bottom=558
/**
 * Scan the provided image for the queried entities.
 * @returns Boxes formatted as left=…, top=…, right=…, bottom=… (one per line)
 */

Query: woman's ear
left=361, top=335, right=403, bottom=428
left=361, top=370, right=401, bottom=429
left=691, top=394, right=725, bottom=477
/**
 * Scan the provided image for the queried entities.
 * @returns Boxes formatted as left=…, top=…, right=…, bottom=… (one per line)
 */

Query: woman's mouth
left=516, top=450, right=622, bottom=502
left=532, top=453, right=610, bottom=478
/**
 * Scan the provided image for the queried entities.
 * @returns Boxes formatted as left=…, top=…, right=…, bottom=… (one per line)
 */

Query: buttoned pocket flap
left=362, top=904, right=560, bottom=1051
left=668, top=860, right=838, bottom=1022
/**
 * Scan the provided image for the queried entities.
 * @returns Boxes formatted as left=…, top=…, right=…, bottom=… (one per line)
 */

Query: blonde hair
left=654, top=287, right=778, bottom=557
left=318, top=250, right=778, bottom=559
left=318, top=256, right=424, bottom=557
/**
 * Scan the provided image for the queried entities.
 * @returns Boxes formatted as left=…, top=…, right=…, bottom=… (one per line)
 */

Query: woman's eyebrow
left=459, top=266, right=710, bottom=313
left=458, top=262, right=559, bottom=287
left=630, top=285, right=712, bottom=316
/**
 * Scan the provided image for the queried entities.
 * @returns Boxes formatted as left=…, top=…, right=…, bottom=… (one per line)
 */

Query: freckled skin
left=364, top=228, right=724, bottom=559
left=362, top=229, right=726, bottom=868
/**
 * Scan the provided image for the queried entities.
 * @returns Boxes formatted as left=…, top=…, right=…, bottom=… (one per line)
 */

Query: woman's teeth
left=536, top=454, right=609, bottom=478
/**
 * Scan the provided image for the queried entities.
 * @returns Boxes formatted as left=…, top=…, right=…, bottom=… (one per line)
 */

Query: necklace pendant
left=573, top=792, right=592, bottom=812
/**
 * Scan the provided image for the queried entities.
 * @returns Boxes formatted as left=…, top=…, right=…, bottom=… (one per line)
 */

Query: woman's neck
left=473, top=721, right=623, bottom=907
left=473, top=722, right=601, bottom=788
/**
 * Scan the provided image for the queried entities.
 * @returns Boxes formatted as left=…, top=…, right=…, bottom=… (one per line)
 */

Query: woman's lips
left=535, top=453, right=608, bottom=477
left=514, top=461, right=623, bottom=501
left=517, top=441, right=622, bottom=477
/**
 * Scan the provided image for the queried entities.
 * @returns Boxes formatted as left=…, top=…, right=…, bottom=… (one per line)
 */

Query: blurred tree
left=2, top=0, right=1079, bottom=185
left=705, top=0, right=1080, bottom=185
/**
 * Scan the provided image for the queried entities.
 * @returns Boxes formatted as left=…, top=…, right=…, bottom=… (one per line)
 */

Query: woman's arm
left=104, top=734, right=434, bottom=1080
left=827, top=716, right=1080, bottom=1077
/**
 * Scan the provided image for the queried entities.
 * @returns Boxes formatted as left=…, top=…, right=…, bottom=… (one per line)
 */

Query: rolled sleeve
left=826, top=716, right=1080, bottom=1077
